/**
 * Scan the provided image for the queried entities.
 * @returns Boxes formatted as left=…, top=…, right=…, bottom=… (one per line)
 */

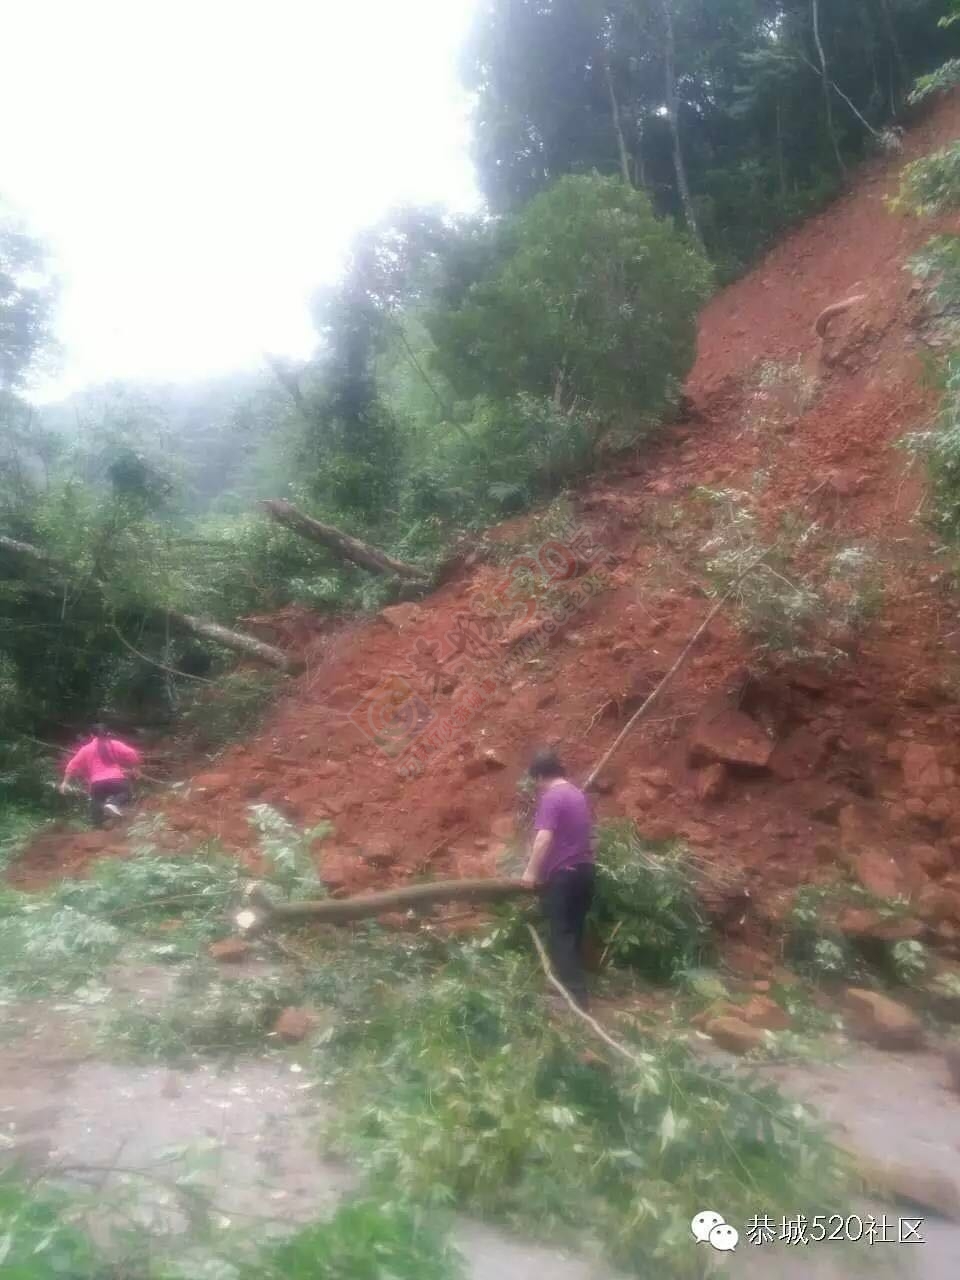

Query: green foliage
left=591, top=823, right=709, bottom=980
left=894, top=141, right=960, bottom=215
left=787, top=884, right=860, bottom=980
left=402, top=393, right=595, bottom=528
left=0, top=1172, right=102, bottom=1280
left=177, top=670, right=284, bottom=754
left=428, top=175, right=711, bottom=426
left=0, top=808, right=307, bottom=1001
left=0, top=812, right=853, bottom=1280
left=909, top=233, right=960, bottom=317
left=0, top=895, right=123, bottom=998
left=786, top=882, right=920, bottom=984
left=0, top=835, right=239, bottom=998
left=242, top=1198, right=464, bottom=1280
left=909, top=350, right=960, bottom=539
left=247, top=803, right=329, bottom=899
left=891, top=939, right=931, bottom=985
left=107, top=964, right=300, bottom=1062
left=910, top=56, right=960, bottom=101
left=323, top=938, right=847, bottom=1276
left=0, top=208, right=57, bottom=391
left=0, top=804, right=45, bottom=873
left=465, top=0, right=955, bottom=271
left=700, top=490, right=882, bottom=656
left=0, top=1171, right=462, bottom=1280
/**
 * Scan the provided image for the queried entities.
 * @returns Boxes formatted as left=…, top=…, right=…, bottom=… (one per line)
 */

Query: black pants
left=90, top=779, right=131, bottom=828
left=541, top=863, right=595, bottom=1007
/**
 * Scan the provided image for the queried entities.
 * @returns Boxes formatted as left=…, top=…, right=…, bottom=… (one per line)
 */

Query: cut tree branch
left=526, top=923, right=649, bottom=1068
left=241, top=877, right=533, bottom=932
left=261, top=498, right=428, bottom=581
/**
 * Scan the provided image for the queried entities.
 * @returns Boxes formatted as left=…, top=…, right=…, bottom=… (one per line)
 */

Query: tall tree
left=0, top=209, right=56, bottom=392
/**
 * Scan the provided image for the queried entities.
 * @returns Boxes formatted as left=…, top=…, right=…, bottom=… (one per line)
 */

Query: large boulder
left=705, top=1016, right=767, bottom=1056
left=837, top=907, right=922, bottom=942
left=738, top=995, right=791, bottom=1031
left=902, top=743, right=944, bottom=795
left=379, top=603, right=421, bottom=631
left=209, top=938, right=250, bottom=964
left=850, top=849, right=908, bottom=900
left=689, top=705, right=773, bottom=770
left=695, top=763, right=728, bottom=802
left=273, top=1007, right=317, bottom=1043
left=914, top=883, right=960, bottom=924
left=768, top=727, right=826, bottom=781
left=844, top=988, right=925, bottom=1050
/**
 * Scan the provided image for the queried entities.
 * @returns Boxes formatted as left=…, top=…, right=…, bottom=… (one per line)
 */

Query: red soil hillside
left=16, top=94, right=960, bottom=950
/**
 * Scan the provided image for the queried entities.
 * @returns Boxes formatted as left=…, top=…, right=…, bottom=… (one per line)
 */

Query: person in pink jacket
left=60, top=723, right=142, bottom=827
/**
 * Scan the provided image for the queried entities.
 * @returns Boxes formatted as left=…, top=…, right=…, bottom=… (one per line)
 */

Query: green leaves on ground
left=0, top=1173, right=101, bottom=1280
left=241, top=1199, right=464, bottom=1280
left=894, top=141, right=960, bottom=216
left=322, top=937, right=846, bottom=1277
left=0, top=1174, right=464, bottom=1280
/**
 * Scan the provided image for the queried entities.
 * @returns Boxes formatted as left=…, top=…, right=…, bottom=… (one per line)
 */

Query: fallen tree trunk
left=242, top=877, right=533, bottom=932
left=261, top=499, right=428, bottom=582
left=0, top=533, right=67, bottom=571
left=0, top=532, right=295, bottom=673
left=167, top=611, right=296, bottom=673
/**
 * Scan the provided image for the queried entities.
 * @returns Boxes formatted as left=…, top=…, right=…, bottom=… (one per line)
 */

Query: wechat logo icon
left=691, top=1211, right=739, bottom=1252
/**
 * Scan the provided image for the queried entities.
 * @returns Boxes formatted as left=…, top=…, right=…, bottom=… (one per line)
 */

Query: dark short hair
left=529, top=749, right=565, bottom=780
left=92, top=722, right=108, bottom=737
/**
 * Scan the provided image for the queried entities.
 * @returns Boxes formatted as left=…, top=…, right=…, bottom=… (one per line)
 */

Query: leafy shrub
left=248, top=804, right=329, bottom=899
left=786, top=882, right=922, bottom=984
left=909, top=234, right=960, bottom=328
left=910, top=58, right=960, bottom=105
left=787, top=885, right=860, bottom=981
left=908, top=351, right=960, bottom=540
left=591, top=822, right=709, bottom=980
left=893, top=142, right=960, bottom=216
left=891, top=939, right=930, bottom=985
left=700, top=490, right=882, bottom=657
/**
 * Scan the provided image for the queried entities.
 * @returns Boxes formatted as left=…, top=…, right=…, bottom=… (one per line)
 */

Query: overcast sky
left=1, top=0, right=481, bottom=399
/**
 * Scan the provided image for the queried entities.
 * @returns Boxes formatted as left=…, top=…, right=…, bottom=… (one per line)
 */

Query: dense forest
left=2, top=0, right=957, bottom=820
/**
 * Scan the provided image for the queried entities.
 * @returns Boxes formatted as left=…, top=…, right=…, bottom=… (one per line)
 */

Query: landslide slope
left=17, top=94, right=960, bottom=944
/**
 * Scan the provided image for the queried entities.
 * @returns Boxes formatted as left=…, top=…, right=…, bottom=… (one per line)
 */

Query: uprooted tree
left=0, top=534, right=295, bottom=673
left=260, top=499, right=428, bottom=582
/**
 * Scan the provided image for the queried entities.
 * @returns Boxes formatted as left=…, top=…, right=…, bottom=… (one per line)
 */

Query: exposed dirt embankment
left=15, top=94, right=960, bottom=959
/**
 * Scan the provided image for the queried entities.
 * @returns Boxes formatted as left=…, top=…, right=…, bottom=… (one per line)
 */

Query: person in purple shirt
left=522, top=748, right=595, bottom=1008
